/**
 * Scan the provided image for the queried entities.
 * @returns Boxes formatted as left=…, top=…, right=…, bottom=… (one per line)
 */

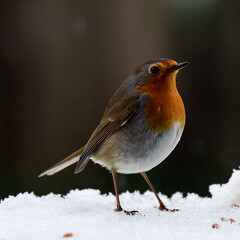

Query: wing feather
left=74, top=97, right=139, bottom=173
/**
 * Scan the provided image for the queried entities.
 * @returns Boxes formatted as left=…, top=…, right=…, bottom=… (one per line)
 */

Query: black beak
left=170, top=62, right=189, bottom=72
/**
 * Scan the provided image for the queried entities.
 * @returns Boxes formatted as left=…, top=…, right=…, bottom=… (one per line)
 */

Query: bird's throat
left=143, top=89, right=185, bottom=132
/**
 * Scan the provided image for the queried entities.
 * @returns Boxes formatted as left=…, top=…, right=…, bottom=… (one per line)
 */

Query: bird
left=39, top=58, right=188, bottom=215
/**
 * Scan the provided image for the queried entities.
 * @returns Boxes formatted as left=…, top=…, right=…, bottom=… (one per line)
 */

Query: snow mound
left=1, top=169, right=240, bottom=240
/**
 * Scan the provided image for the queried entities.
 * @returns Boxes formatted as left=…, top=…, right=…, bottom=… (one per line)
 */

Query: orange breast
left=136, top=74, right=185, bottom=132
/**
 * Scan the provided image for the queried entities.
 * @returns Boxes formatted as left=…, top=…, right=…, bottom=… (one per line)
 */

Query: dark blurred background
left=1, top=0, right=240, bottom=200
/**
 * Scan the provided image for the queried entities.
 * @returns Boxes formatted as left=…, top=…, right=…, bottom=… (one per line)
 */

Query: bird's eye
left=149, top=66, right=160, bottom=75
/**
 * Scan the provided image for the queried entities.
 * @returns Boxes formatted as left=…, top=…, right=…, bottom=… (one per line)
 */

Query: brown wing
left=74, top=94, right=139, bottom=174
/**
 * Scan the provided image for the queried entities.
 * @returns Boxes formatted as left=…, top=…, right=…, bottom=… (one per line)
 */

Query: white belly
left=114, top=122, right=183, bottom=174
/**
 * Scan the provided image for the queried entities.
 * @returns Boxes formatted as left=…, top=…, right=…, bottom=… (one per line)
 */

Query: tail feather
left=39, top=147, right=84, bottom=177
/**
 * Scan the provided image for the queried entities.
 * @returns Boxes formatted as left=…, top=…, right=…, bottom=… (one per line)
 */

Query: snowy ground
left=1, top=169, right=240, bottom=240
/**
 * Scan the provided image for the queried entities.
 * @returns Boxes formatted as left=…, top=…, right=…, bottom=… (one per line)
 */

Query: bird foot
left=157, top=205, right=179, bottom=212
left=114, top=208, right=138, bottom=215
left=123, top=210, right=138, bottom=215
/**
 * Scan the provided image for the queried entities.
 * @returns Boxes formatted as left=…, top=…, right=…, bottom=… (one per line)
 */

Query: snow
left=1, top=169, right=240, bottom=240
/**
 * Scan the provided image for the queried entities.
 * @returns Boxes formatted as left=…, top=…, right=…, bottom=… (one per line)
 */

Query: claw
left=123, top=210, right=138, bottom=215
left=115, top=208, right=138, bottom=215
left=158, top=205, right=179, bottom=212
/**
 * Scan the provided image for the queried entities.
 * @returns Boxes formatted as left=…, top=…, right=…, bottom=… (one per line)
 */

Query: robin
left=39, top=58, right=188, bottom=215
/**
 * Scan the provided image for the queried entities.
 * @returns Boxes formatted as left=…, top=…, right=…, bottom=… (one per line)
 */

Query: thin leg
left=111, top=170, right=138, bottom=215
left=141, top=172, right=178, bottom=212
left=112, top=170, right=122, bottom=212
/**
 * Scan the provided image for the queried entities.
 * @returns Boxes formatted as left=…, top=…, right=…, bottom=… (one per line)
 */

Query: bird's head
left=127, top=58, right=188, bottom=96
